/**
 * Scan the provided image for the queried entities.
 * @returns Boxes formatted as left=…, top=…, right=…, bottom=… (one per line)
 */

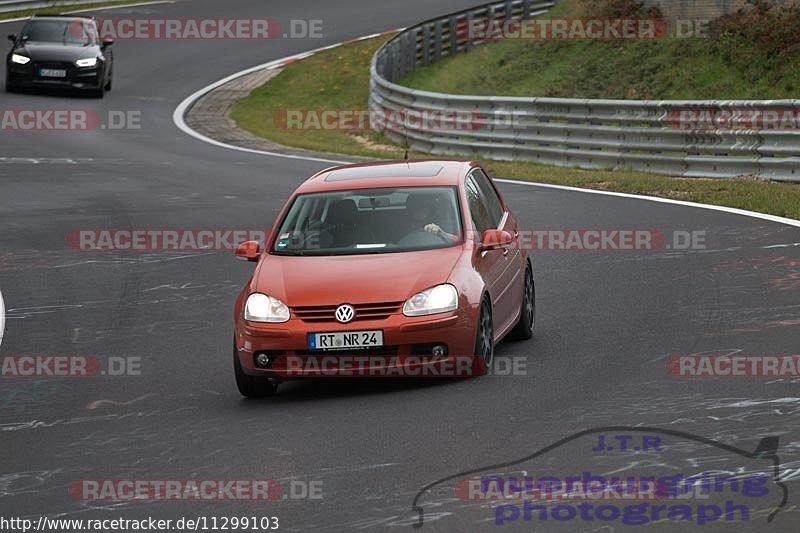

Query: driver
left=405, top=193, right=459, bottom=243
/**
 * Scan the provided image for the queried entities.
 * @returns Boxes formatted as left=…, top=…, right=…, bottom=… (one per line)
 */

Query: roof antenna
left=402, top=118, right=409, bottom=161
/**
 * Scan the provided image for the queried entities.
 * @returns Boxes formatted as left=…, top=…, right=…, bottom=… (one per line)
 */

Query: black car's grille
left=35, top=61, right=71, bottom=69
left=33, top=61, right=75, bottom=81
left=291, top=301, right=403, bottom=323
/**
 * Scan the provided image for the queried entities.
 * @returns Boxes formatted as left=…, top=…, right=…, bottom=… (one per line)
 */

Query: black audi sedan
left=6, top=15, right=114, bottom=98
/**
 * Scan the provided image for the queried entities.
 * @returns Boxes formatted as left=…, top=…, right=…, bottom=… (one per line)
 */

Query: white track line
left=0, top=289, right=5, bottom=350
left=495, top=179, right=800, bottom=228
left=0, top=1, right=172, bottom=24
left=166, top=33, right=789, bottom=229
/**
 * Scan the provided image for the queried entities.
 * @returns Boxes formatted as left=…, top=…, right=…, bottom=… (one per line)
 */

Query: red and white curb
left=172, top=31, right=800, bottom=228
left=172, top=29, right=401, bottom=165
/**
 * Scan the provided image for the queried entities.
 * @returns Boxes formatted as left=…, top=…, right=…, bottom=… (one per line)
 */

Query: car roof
left=28, top=15, right=95, bottom=22
left=295, top=160, right=478, bottom=194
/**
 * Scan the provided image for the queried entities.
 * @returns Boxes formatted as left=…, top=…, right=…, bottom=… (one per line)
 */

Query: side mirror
left=480, top=229, right=513, bottom=252
left=235, top=241, right=260, bottom=262
left=101, top=38, right=114, bottom=48
left=8, top=34, right=17, bottom=43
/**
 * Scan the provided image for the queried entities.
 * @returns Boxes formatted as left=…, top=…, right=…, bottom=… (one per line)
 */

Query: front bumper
left=7, top=62, right=102, bottom=90
left=235, top=308, right=478, bottom=379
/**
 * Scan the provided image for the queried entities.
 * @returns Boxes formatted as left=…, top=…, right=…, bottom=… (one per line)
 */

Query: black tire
left=510, top=262, right=535, bottom=340
left=104, top=72, right=112, bottom=91
left=233, top=342, right=277, bottom=398
left=6, top=80, right=17, bottom=93
left=89, top=84, right=105, bottom=99
left=471, top=297, right=494, bottom=376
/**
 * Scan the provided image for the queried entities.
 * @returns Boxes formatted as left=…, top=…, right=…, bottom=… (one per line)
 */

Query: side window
left=87, top=23, right=100, bottom=44
left=465, top=175, right=494, bottom=232
left=470, top=169, right=504, bottom=228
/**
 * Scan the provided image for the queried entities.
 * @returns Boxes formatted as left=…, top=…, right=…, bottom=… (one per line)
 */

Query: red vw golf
left=232, top=160, right=534, bottom=397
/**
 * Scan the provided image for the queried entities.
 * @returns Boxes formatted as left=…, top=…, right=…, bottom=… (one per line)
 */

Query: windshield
left=272, top=186, right=463, bottom=256
left=20, top=20, right=98, bottom=45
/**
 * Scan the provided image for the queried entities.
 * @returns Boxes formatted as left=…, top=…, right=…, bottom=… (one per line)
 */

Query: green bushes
left=710, top=0, right=800, bottom=87
left=576, top=0, right=662, bottom=18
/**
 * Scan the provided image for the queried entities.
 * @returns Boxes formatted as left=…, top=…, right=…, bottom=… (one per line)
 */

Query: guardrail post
left=448, top=17, right=458, bottom=57
left=421, top=24, right=430, bottom=66
left=433, top=20, right=443, bottom=61
left=465, top=11, right=474, bottom=52
left=390, top=47, right=400, bottom=83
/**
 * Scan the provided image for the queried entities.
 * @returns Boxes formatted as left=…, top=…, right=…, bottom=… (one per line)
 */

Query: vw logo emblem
left=335, top=304, right=355, bottom=323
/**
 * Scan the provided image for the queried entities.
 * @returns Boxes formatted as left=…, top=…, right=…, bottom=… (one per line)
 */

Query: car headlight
left=75, top=57, right=98, bottom=67
left=244, top=293, right=290, bottom=323
left=11, top=53, right=30, bottom=65
left=403, top=283, right=458, bottom=317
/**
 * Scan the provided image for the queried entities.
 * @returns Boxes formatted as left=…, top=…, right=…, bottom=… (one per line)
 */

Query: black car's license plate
left=39, top=68, right=67, bottom=78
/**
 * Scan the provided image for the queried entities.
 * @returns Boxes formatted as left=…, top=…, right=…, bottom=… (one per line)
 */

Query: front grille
left=291, top=301, right=403, bottom=323
left=36, top=61, right=71, bottom=69
left=33, top=62, right=74, bottom=80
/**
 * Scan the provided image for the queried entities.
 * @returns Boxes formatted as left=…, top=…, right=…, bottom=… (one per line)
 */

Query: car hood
left=15, top=42, right=100, bottom=62
left=253, top=247, right=465, bottom=306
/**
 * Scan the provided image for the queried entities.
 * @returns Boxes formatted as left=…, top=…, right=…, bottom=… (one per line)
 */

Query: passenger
left=320, top=199, right=374, bottom=248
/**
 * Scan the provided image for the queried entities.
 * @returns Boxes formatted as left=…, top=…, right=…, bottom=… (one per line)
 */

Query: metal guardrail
left=0, top=0, right=118, bottom=14
left=369, top=0, right=800, bottom=181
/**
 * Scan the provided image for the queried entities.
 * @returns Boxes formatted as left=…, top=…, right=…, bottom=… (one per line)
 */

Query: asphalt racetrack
left=1, top=1, right=799, bottom=531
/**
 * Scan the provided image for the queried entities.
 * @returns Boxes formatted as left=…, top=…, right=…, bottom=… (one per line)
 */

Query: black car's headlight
left=11, top=53, right=30, bottom=65
left=75, top=57, right=98, bottom=67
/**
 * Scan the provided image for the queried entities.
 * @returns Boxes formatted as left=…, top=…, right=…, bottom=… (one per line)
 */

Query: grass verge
left=232, top=36, right=800, bottom=220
